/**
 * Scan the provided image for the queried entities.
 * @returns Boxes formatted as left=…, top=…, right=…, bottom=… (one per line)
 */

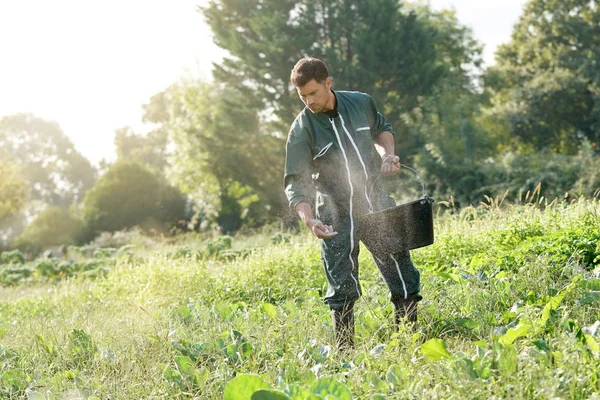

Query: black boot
left=393, top=298, right=419, bottom=328
left=331, top=304, right=355, bottom=350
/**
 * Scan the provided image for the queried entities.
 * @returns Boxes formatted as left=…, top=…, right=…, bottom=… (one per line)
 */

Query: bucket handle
left=400, top=164, right=426, bottom=198
left=369, top=164, right=427, bottom=202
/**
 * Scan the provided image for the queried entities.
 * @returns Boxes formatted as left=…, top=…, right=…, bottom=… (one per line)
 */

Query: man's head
left=290, top=57, right=334, bottom=113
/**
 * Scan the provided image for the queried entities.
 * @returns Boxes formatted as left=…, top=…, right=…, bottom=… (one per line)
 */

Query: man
left=284, top=57, right=422, bottom=349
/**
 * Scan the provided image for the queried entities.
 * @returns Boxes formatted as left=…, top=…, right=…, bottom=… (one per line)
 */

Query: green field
left=1, top=198, right=600, bottom=399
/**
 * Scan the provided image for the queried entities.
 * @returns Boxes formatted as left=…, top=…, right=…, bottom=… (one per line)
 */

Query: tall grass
left=1, top=199, right=599, bottom=398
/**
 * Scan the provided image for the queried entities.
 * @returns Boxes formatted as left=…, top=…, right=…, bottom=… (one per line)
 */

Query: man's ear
left=325, top=76, right=332, bottom=90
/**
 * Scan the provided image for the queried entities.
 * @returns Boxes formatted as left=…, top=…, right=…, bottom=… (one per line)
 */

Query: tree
left=152, top=79, right=284, bottom=232
left=484, top=0, right=600, bottom=154
left=0, top=163, right=29, bottom=222
left=202, top=0, right=486, bottom=204
left=0, top=114, right=97, bottom=205
left=203, top=0, right=447, bottom=136
left=114, top=127, right=168, bottom=171
left=81, top=161, right=186, bottom=236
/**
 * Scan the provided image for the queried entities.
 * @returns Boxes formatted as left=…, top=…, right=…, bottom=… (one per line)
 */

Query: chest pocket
left=313, top=142, right=333, bottom=160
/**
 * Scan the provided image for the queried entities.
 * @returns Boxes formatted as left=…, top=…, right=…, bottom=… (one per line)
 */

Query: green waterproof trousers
left=319, top=195, right=422, bottom=311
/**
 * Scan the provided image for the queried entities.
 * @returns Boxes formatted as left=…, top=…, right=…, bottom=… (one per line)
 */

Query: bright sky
left=0, top=0, right=527, bottom=166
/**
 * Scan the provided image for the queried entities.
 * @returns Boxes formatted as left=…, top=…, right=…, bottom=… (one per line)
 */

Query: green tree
left=203, top=0, right=448, bottom=136
left=152, top=79, right=283, bottom=232
left=0, top=113, right=97, bottom=205
left=202, top=0, right=486, bottom=204
left=114, top=127, right=168, bottom=171
left=81, top=161, right=186, bottom=237
left=485, top=0, right=599, bottom=154
left=0, top=163, right=28, bottom=222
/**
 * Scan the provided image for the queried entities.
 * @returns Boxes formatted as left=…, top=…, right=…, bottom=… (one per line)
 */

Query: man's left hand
left=381, top=154, right=400, bottom=176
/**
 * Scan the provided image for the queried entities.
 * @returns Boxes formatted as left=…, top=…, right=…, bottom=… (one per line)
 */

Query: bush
left=14, top=207, right=83, bottom=256
left=0, top=249, right=25, bottom=265
left=424, top=149, right=599, bottom=206
left=81, top=161, right=186, bottom=237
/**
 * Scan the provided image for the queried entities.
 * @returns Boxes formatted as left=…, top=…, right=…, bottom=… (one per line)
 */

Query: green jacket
left=284, top=90, right=394, bottom=218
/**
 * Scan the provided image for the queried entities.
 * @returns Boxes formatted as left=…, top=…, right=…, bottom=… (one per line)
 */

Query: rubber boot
left=331, top=304, right=355, bottom=350
left=393, top=299, right=418, bottom=329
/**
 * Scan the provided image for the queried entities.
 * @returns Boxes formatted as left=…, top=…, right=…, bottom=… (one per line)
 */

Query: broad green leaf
left=224, top=374, right=270, bottom=400
left=260, top=303, right=277, bottom=319
left=174, top=355, right=194, bottom=376
left=499, top=324, right=531, bottom=345
left=162, top=365, right=183, bottom=388
left=310, top=377, right=352, bottom=399
left=533, top=339, right=551, bottom=352
left=2, top=368, right=26, bottom=387
left=177, top=305, right=191, bottom=322
left=386, top=364, right=405, bottom=385
left=539, top=275, right=581, bottom=327
left=584, top=334, right=599, bottom=354
left=230, top=329, right=245, bottom=344
left=240, top=342, right=255, bottom=359
left=421, top=338, right=452, bottom=361
left=579, top=279, right=600, bottom=290
left=286, top=384, right=314, bottom=400
left=364, top=373, right=388, bottom=391
left=494, top=271, right=508, bottom=280
left=577, top=292, right=600, bottom=306
left=251, top=389, right=291, bottom=400
left=215, top=303, right=233, bottom=320
left=307, top=344, right=331, bottom=363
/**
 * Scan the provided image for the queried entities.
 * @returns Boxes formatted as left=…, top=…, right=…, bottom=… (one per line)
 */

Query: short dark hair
left=290, top=57, right=329, bottom=87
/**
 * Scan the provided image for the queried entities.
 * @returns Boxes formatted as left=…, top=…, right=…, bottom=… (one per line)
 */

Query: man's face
left=296, top=77, right=332, bottom=113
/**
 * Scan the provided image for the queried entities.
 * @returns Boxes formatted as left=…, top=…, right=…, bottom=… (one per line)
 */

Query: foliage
left=0, top=163, right=28, bottom=222
left=14, top=207, right=84, bottom=255
left=0, top=258, right=110, bottom=286
left=409, top=139, right=600, bottom=205
left=484, top=0, right=600, bottom=154
left=0, top=113, right=96, bottom=206
left=81, top=161, right=186, bottom=237
left=114, top=126, right=168, bottom=171
left=150, top=79, right=284, bottom=232
left=203, top=0, right=484, bottom=153
left=1, top=201, right=600, bottom=397
left=0, top=249, right=25, bottom=265
left=201, top=0, right=492, bottom=217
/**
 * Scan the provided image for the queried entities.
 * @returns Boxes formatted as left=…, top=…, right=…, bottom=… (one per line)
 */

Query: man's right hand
left=295, top=201, right=337, bottom=239
left=306, top=218, right=338, bottom=239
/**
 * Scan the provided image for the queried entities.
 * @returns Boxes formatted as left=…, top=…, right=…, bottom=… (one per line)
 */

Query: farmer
left=284, top=57, right=422, bottom=349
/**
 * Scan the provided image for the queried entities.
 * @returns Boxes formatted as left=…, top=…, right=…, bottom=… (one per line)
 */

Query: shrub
left=81, top=161, right=186, bottom=236
left=14, top=207, right=83, bottom=256
left=0, top=249, right=25, bottom=265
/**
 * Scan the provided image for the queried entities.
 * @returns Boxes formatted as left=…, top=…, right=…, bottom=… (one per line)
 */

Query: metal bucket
left=360, top=165, right=434, bottom=252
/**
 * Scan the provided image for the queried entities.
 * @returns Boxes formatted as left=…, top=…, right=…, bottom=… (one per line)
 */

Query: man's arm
left=374, top=131, right=400, bottom=177
left=296, top=201, right=337, bottom=239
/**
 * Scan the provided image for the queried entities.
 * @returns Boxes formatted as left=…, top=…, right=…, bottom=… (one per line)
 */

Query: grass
left=0, top=198, right=599, bottom=399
